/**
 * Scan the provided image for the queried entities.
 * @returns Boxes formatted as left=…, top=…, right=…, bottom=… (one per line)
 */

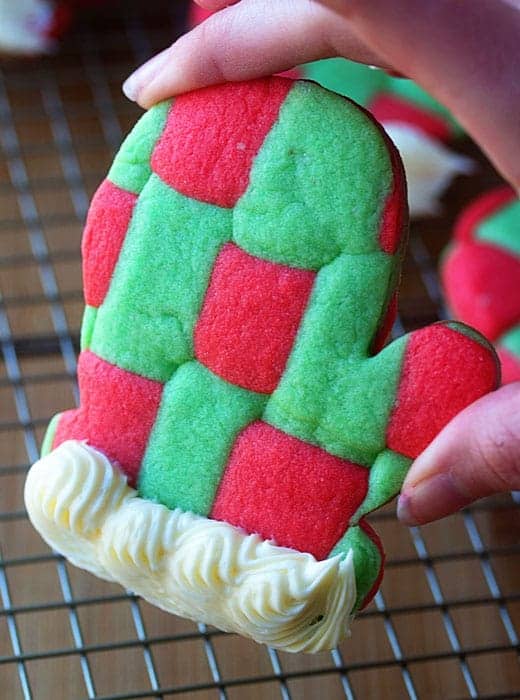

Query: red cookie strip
left=211, top=421, right=370, bottom=561
left=54, top=351, right=163, bottom=486
left=194, top=243, right=316, bottom=393
left=82, top=180, right=137, bottom=308
left=386, top=323, right=501, bottom=458
left=151, top=79, right=292, bottom=208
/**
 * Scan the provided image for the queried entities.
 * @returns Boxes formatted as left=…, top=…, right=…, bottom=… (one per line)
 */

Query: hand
left=122, top=0, right=520, bottom=524
left=397, top=382, right=520, bottom=524
left=122, top=0, right=520, bottom=190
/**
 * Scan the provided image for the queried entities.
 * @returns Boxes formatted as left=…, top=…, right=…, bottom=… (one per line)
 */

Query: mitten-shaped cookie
left=442, top=187, right=520, bottom=384
left=25, top=78, right=499, bottom=653
left=188, top=4, right=473, bottom=217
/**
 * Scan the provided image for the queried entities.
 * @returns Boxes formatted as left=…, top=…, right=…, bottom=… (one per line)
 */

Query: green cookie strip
left=80, top=305, right=97, bottom=351
left=330, top=524, right=382, bottom=611
left=81, top=103, right=169, bottom=356
left=41, top=412, right=62, bottom=457
left=108, top=101, right=170, bottom=194
left=352, top=449, right=412, bottom=522
left=476, top=199, right=520, bottom=257
left=264, top=253, right=407, bottom=466
left=499, top=325, right=520, bottom=355
left=330, top=450, right=411, bottom=612
left=233, top=80, right=393, bottom=269
left=90, top=176, right=232, bottom=382
left=138, top=361, right=267, bottom=515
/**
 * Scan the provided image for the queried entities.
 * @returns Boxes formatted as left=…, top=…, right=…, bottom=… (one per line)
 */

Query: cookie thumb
left=397, top=382, right=520, bottom=525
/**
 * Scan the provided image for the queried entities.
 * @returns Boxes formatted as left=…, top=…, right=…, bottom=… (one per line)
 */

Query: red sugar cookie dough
left=82, top=180, right=137, bottom=308
left=386, top=324, right=500, bottom=458
left=151, top=79, right=292, bottom=208
left=371, top=292, right=398, bottom=354
left=211, top=421, right=370, bottom=561
left=379, top=138, right=407, bottom=255
left=53, top=350, right=163, bottom=485
left=194, top=243, right=316, bottom=393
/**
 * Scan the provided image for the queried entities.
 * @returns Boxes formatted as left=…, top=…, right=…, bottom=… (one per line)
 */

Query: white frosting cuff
left=25, top=440, right=357, bottom=653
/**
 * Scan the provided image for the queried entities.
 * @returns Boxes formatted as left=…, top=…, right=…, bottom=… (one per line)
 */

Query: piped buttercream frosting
left=25, top=440, right=357, bottom=652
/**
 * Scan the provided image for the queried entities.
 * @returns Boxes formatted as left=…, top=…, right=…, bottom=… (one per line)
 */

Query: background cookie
left=0, top=0, right=102, bottom=56
left=442, top=186, right=520, bottom=384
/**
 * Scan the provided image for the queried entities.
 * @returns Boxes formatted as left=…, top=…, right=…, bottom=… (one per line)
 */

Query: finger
left=123, top=0, right=386, bottom=108
left=397, top=382, right=520, bottom=525
left=343, top=0, right=520, bottom=191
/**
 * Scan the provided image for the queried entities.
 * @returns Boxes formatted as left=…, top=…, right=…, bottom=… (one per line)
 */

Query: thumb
left=397, top=382, right=520, bottom=525
left=123, top=0, right=383, bottom=109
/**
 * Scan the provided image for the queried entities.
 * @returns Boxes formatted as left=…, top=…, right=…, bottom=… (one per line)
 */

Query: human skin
left=122, top=0, right=520, bottom=525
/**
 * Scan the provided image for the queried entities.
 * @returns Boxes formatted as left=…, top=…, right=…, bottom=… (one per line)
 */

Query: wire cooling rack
left=0, top=2, right=519, bottom=698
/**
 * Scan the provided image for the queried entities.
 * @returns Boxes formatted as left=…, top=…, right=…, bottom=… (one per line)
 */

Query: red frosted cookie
left=442, top=187, right=520, bottom=384
left=25, top=78, right=499, bottom=653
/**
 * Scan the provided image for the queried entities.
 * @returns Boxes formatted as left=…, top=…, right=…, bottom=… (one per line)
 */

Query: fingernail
left=123, top=49, right=171, bottom=102
left=397, top=473, right=472, bottom=526
left=396, top=492, right=414, bottom=524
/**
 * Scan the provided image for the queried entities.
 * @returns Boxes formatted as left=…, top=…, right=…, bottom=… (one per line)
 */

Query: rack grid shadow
left=0, top=2, right=519, bottom=698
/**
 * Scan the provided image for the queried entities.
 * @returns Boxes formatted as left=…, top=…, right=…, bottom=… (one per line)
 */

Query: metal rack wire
left=0, top=2, right=519, bottom=698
